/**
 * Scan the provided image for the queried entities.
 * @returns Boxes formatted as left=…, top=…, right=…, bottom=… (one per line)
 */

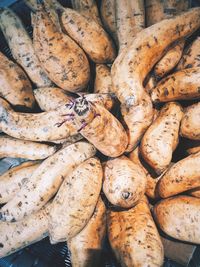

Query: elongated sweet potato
left=0, top=142, right=96, bottom=222
left=177, top=37, right=200, bottom=70
left=48, top=157, right=102, bottom=243
left=107, top=197, right=164, bottom=267
left=32, top=2, right=90, bottom=92
left=153, top=195, right=200, bottom=244
left=158, top=151, right=200, bottom=198
left=0, top=8, right=52, bottom=87
left=68, top=196, right=106, bottom=267
left=61, top=7, right=116, bottom=63
left=0, top=52, right=34, bottom=109
left=94, top=64, right=112, bottom=94
left=34, top=87, right=114, bottom=111
left=0, top=136, right=57, bottom=160
left=0, top=97, right=78, bottom=142
left=151, top=68, right=200, bottom=102
left=0, top=203, right=51, bottom=258
left=71, top=0, right=102, bottom=25
left=67, top=96, right=128, bottom=157
left=154, top=40, right=185, bottom=78
left=100, top=0, right=118, bottom=44
left=103, top=155, right=147, bottom=208
left=180, top=102, right=200, bottom=140
left=140, top=102, right=183, bottom=174
left=0, top=161, right=40, bottom=204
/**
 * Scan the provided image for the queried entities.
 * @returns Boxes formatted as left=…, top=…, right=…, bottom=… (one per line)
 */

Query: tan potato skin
left=72, top=98, right=128, bottom=157
left=51, top=133, right=83, bottom=145
left=103, top=155, right=147, bottom=208
left=177, top=37, right=200, bottom=70
left=0, top=203, right=51, bottom=258
left=180, top=102, right=200, bottom=140
left=0, top=97, right=78, bottom=142
left=0, top=8, right=52, bottom=87
left=100, top=0, right=118, bottom=45
left=0, top=136, right=57, bottom=160
left=153, top=195, right=200, bottom=244
left=187, top=146, right=200, bottom=155
left=116, top=0, right=145, bottom=51
left=0, top=52, right=35, bottom=109
left=140, top=102, right=183, bottom=174
left=48, top=158, right=102, bottom=243
left=68, top=196, right=106, bottom=267
left=0, top=142, right=96, bottom=222
left=154, top=40, right=185, bottom=78
left=71, top=0, right=102, bottom=25
left=34, top=87, right=114, bottom=111
left=0, top=161, right=40, bottom=204
left=187, top=187, right=200, bottom=198
left=145, top=75, right=157, bottom=94
left=151, top=68, right=200, bottom=102
left=158, top=151, right=200, bottom=198
left=61, top=8, right=116, bottom=63
left=107, top=197, right=164, bottom=267
left=94, top=64, right=112, bottom=94
left=32, top=5, right=90, bottom=92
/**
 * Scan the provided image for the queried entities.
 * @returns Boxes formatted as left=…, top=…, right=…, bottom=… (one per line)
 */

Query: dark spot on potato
left=0, top=243, right=4, bottom=248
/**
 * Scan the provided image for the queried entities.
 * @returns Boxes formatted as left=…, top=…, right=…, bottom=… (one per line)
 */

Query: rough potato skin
left=61, top=8, right=116, bottom=63
left=158, top=152, right=200, bottom=198
left=154, top=40, right=185, bottom=78
left=0, top=8, right=52, bottom=87
left=48, top=158, right=102, bottom=243
left=0, top=136, right=57, bottom=160
left=0, top=203, right=51, bottom=258
left=0, top=52, right=35, bottom=109
left=94, top=64, right=113, bottom=94
left=72, top=97, right=128, bottom=157
left=0, top=142, right=96, bottom=222
left=100, top=0, right=118, bottom=45
left=177, top=37, right=200, bottom=70
left=68, top=196, right=106, bottom=267
left=0, top=161, right=40, bottom=204
left=107, top=197, right=164, bottom=267
left=180, top=102, right=200, bottom=140
left=153, top=195, right=200, bottom=244
left=151, top=68, right=200, bottom=102
left=0, top=97, right=78, bottom=142
left=103, top=155, right=147, bottom=208
left=140, top=102, right=183, bottom=174
left=32, top=4, right=90, bottom=92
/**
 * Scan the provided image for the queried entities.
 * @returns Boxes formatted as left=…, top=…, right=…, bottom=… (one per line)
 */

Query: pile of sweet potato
left=0, top=0, right=199, bottom=266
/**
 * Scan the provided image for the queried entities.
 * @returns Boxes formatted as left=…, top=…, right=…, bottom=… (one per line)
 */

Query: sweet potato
left=0, top=52, right=35, bottom=109
left=0, top=136, right=57, bottom=160
left=0, top=142, right=96, bottom=222
left=48, top=157, right=102, bottom=243
left=153, top=195, right=200, bottom=244
left=187, top=145, right=200, bottom=155
left=32, top=2, right=90, bottom=92
left=154, top=40, right=185, bottom=78
left=94, top=64, right=112, bottom=94
left=0, top=97, right=78, bottom=142
left=187, top=187, right=200, bottom=198
left=158, top=151, right=200, bottom=198
left=0, top=161, right=40, bottom=204
left=68, top=196, right=106, bottom=267
left=0, top=203, right=51, bottom=258
left=103, top=155, right=147, bottom=208
left=140, top=102, right=183, bottom=174
left=180, top=102, right=200, bottom=140
left=68, top=96, right=128, bottom=157
left=177, top=37, right=200, bottom=70
left=145, top=75, right=157, bottom=94
left=71, top=0, right=102, bottom=25
left=100, top=0, right=118, bottom=44
left=34, top=87, right=114, bottom=111
left=151, top=68, right=200, bottom=102
left=107, top=197, right=164, bottom=267
left=0, top=8, right=52, bottom=87
left=61, top=7, right=116, bottom=63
